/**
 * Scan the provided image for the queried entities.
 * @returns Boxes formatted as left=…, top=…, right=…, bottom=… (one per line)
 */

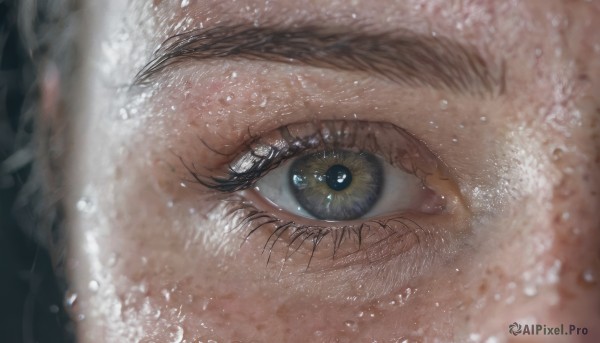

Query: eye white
left=254, top=156, right=426, bottom=221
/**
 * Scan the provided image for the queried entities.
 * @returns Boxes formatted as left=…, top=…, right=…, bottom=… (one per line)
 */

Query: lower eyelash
left=221, top=195, right=426, bottom=270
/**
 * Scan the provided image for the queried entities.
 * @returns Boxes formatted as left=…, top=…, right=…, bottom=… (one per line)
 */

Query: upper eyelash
left=182, top=120, right=419, bottom=193
left=182, top=125, right=348, bottom=192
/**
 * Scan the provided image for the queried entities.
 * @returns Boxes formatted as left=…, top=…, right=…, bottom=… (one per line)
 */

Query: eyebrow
left=135, top=24, right=505, bottom=96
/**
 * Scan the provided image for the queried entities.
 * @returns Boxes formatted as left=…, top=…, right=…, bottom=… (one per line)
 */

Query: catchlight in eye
left=288, top=150, right=383, bottom=221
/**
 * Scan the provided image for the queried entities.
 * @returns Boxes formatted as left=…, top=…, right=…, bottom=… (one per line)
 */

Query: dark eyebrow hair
left=135, top=24, right=505, bottom=96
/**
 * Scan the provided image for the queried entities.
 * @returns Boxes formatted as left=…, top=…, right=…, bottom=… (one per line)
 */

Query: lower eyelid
left=218, top=195, right=464, bottom=302
left=226, top=191, right=450, bottom=271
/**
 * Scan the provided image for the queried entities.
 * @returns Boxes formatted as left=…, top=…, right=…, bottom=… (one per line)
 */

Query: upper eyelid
left=134, top=23, right=505, bottom=96
left=184, top=120, right=446, bottom=194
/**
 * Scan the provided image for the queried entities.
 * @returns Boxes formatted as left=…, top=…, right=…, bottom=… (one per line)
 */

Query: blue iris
left=289, top=150, right=383, bottom=220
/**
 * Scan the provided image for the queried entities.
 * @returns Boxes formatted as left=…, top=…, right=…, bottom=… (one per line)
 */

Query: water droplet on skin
left=523, top=284, right=537, bottom=297
left=167, top=325, right=184, bottom=343
left=180, top=0, right=189, bottom=8
left=480, top=116, right=488, bottom=122
left=49, top=305, right=59, bottom=313
left=201, top=297, right=212, bottom=311
left=107, top=253, right=118, bottom=267
left=469, top=333, right=481, bottom=341
left=535, top=48, right=543, bottom=57
left=76, top=197, right=96, bottom=214
left=582, top=269, right=596, bottom=283
left=259, top=98, right=268, bottom=107
left=230, top=71, right=238, bottom=79
left=451, top=137, right=458, bottom=144
left=219, top=95, right=233, bottom=105
left=561, top=211, right=571, bottom=221
left=76, top=314, right=85, bottom=321
left=88, top=280, right=100, bottom=292
left=357, top=311, right=364, bottom=318
left=314, top=330, right=323, bottom=337
left=435, top=302, right=439, bottom=307
left=64, top=291, right=78, bottom=308
left=138, top=281, right=149, bottom=294
left=162, top=289, right=171, bottom=302
left=179, top=182, right=187, bottom=188
left=439, top=99, right=448, bottom=110
left=119, top=108, right=129, bottom=120
left=344, top=320, right=359, bottom=332
left=484, top=336, right=499, bottom=343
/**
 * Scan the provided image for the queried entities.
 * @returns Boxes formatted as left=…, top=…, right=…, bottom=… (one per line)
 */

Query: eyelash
left=180, top=120, right=438, bottom=268
left=218, top=196, right=425, bottom=269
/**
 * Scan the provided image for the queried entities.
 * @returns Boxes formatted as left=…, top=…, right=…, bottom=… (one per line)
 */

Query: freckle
left=578, top=74, right=590, bottom=82
left=478, top=281, right=488, bottom=295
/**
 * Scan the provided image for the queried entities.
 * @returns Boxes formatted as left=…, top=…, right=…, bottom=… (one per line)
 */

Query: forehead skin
left=65, top=0, right=600, bottom=342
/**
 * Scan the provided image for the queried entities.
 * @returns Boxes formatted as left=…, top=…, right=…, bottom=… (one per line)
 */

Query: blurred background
left=1, top=0, right=73, bottom=342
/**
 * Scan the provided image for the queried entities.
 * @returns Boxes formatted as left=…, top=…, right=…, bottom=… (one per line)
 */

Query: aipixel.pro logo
left=508, top=322, right=588, bottom=336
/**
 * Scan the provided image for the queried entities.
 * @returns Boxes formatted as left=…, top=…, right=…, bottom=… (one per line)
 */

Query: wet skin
left=60, top=0, right=600, bottom=342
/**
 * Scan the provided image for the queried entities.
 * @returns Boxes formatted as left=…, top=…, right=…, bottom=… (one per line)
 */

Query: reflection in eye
left=288, top=150, right=384, bottom=220
left=256, top=150, right=429, bottom=221
left=184, top=121, right=455, bottom=267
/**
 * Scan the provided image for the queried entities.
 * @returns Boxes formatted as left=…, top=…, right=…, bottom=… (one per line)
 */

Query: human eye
left=181, top=119, right=464, bottom=273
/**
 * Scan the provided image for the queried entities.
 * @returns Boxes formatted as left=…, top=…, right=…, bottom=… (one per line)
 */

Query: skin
left=55, top=0, right=599, bottom=342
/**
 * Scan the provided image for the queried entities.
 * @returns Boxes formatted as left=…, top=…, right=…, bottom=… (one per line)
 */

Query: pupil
left=325, top=164, right=352, bottom=191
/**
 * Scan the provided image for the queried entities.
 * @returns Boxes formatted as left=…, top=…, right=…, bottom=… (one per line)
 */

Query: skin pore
left=60, top=0, right=599, bottom=342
